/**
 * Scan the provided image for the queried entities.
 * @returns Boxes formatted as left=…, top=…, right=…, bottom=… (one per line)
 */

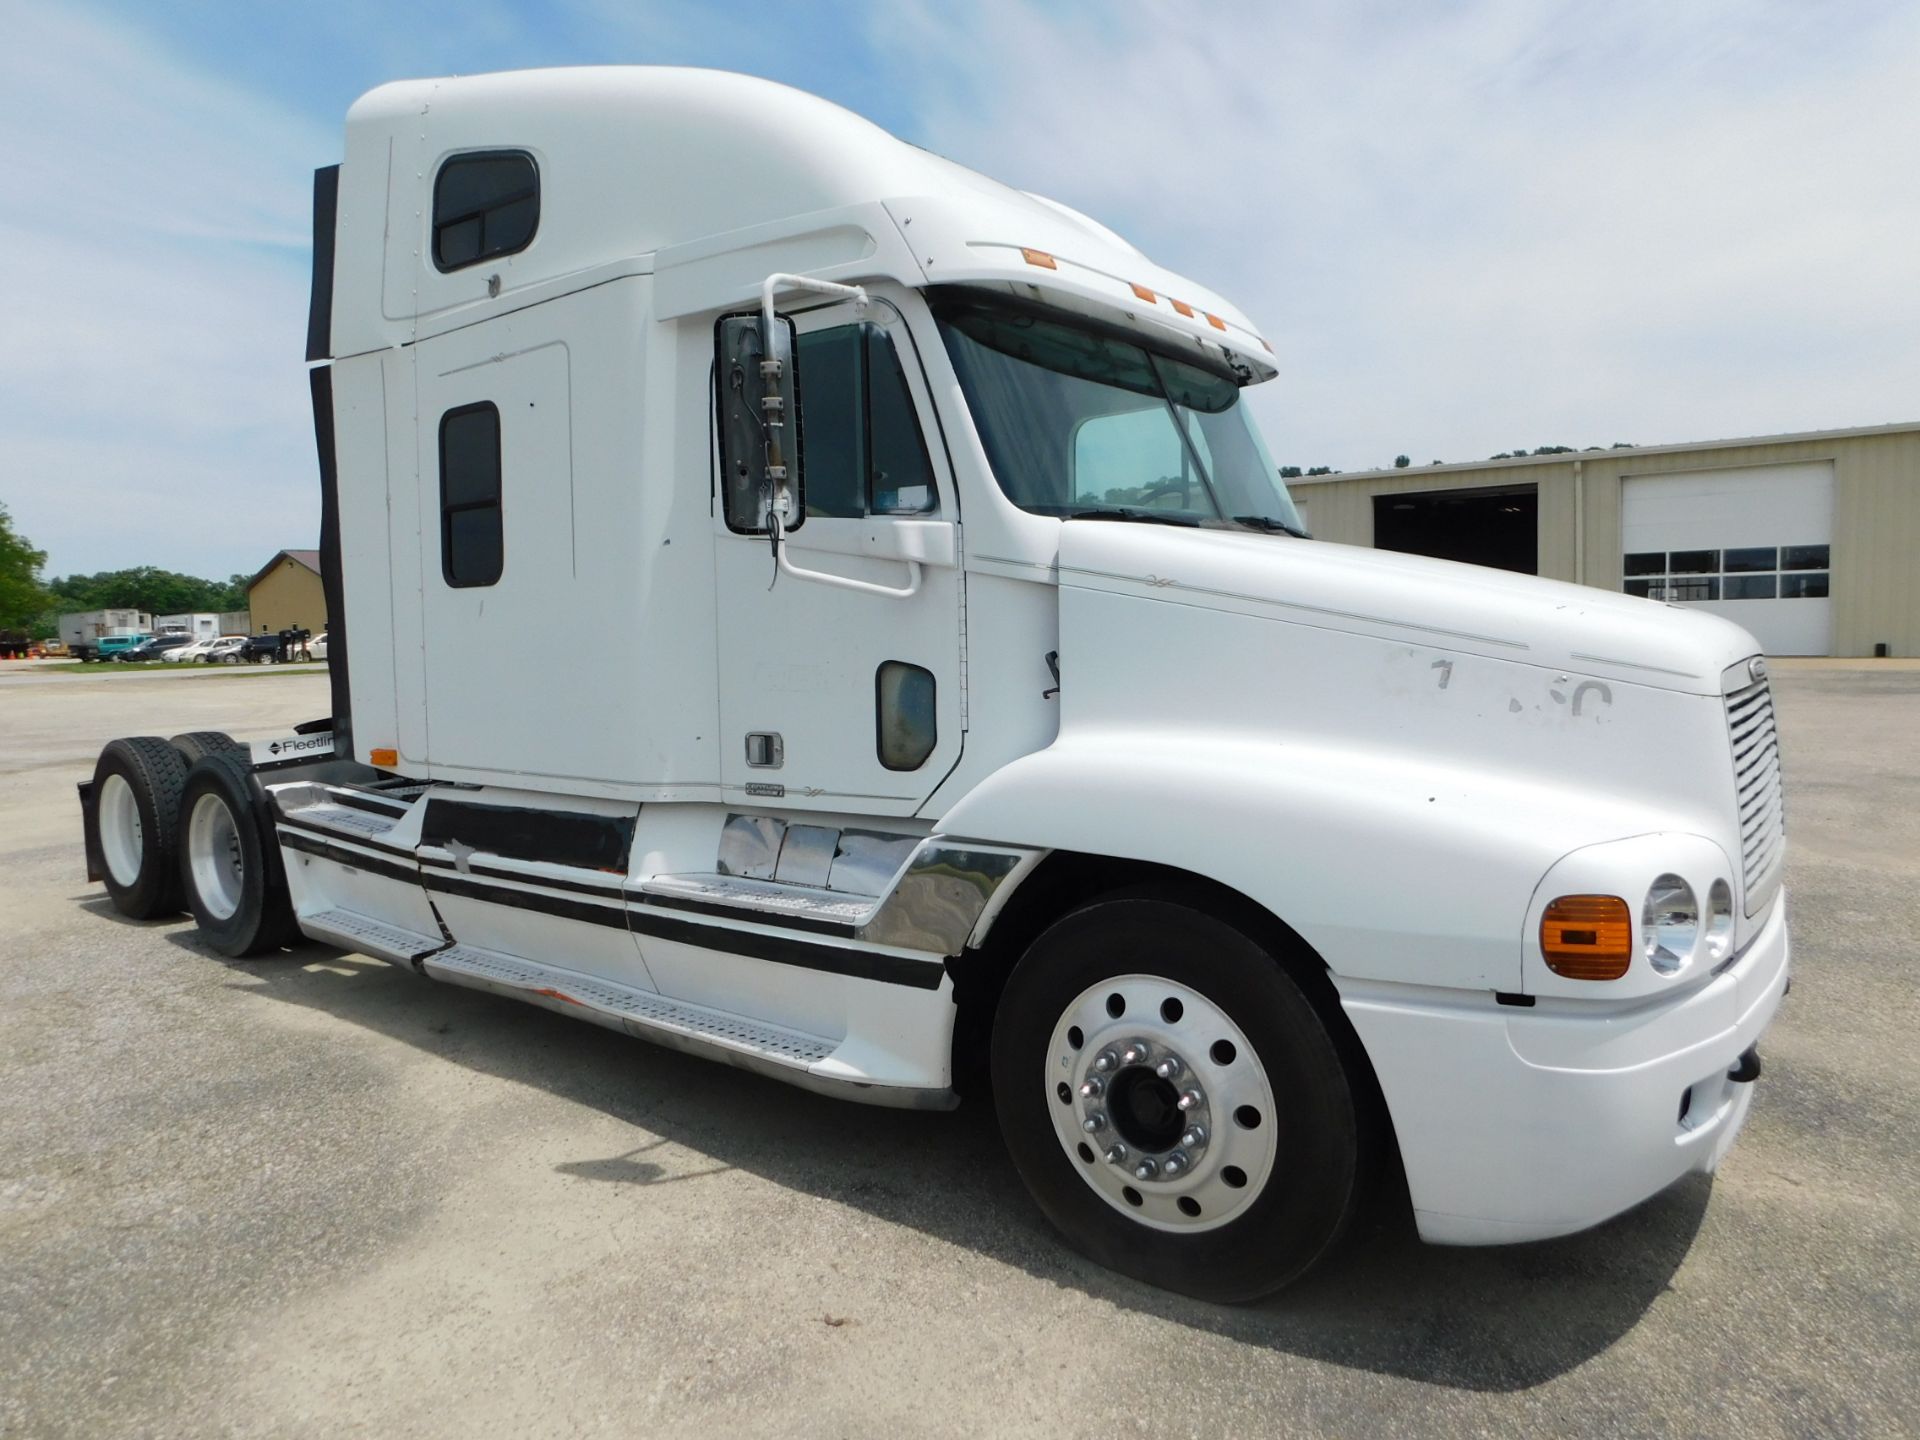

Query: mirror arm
left=758, top=273, right=868, bottom=524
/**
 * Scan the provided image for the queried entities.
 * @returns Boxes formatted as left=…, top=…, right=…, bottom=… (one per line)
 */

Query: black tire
left=90, top=737, right=191, bottom=919
left=177, top=751, right=299, bottom=958
left=990, top=895, right=1370, bottom=1302
left=170, top=730, right=242, bottom=765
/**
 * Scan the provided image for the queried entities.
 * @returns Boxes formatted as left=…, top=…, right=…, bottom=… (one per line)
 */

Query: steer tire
left=990, top=894, right=1370, bottom=1303
left=91, top=737, right=191, bottom=919
left=177, top=751, right=299, bottom=958
left=170, top=730, right=242, bottom=765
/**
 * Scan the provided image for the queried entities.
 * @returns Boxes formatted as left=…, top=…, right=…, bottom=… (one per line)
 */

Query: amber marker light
left=1020, top=247, right=1057, bottom=269
left=1540, top=895, right=1633, bottom=979
left=1205, top=312, right=1227, bottom=331
left=370, top=747, right=398, bottom=768
left=1130, top=282, right=1157, bottom=302
left=1170, top=298, right=1195, bottom=317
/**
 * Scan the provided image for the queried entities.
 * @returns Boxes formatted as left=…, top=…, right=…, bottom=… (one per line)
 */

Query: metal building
left=1288, top=421, right=1920, bottom=657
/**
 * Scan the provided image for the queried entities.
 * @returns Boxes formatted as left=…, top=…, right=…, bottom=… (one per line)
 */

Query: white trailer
left=154, top=612, right=225, bottom=639
left=60, top=609, right=150, bottom=661
left=78, top=68, right=1789, bottom=1300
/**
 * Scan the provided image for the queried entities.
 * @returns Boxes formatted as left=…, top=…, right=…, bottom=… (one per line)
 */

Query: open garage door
left=1372, top=485, right=1537, bottom=574
left=1622, top=463, right=1833, bottom=656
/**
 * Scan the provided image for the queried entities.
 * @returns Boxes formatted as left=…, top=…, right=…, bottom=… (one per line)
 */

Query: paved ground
left=1, top=663, right=1915, bottom=1438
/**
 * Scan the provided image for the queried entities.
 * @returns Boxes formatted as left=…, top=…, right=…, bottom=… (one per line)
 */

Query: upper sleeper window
left=796, top=324, right=938, bottom=519
left=433, top=151, right=539, bottom=272
left=439, top=403, right=503, bottom=587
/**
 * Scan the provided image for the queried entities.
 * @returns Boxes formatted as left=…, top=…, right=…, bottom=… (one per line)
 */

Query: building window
left=794, top=324, right=938, bottom=519
left=432, top=151, right=539, bottom=272
left=1624, top=545, right=1829, bottom=603
left=439, top=403, right=503, bottom=587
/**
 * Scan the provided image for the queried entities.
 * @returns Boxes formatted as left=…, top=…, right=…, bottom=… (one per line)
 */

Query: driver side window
left=799, top=324, right=938, bottom=519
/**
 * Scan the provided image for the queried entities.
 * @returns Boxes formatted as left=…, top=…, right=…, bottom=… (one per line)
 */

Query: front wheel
left=990, top=895, right=1370, bottom=1302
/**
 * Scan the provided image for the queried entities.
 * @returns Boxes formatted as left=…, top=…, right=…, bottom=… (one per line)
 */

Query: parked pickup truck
left=76, top=67, right=1788, bottom=1302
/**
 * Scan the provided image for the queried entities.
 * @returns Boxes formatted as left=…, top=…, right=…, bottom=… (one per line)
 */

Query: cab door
left=713, top=297, right=963, bottom=817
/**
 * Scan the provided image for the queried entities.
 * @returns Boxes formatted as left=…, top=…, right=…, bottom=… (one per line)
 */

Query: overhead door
left=1621, top=462, right=1833, bottom=656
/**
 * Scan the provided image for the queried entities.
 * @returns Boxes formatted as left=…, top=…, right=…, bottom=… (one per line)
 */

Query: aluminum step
left=283, top=801, right=402, bottom=842
left=300, top=907, right=445, bottom=965
left=635, top=872, right=878, bottom=929
left=423, top=945, right=836, bottom=1068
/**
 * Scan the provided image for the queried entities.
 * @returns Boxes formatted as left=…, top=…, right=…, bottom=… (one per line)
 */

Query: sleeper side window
left=795, top=324, right=938, bottom=519
left=432, top=151, right=539, bottom=272
left=439, top=402, right=503, bottom=587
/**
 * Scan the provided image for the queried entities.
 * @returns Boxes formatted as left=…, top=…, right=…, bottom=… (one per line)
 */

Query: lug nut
left=1092, top=1050, right=1119, bottom=1073
left=1133, top=1158, right=1160, bottom=1180
left=1082, top=1112, right=1108, bottom=1133
left=1078, top=1077, right=1104, bottom=1099
left=1104, top=1143, right=1129, bottom=1165
left=1180, top=1125, right=1207, bottom=1149
left=1121, top=1041, right=1151, bottom=1067
left=1154, top=1055, right=1185, bottom=1080
left=1163, top=1150, right=1189, bottom=1176
left=1176, top=1088, right=1205, bottom=1112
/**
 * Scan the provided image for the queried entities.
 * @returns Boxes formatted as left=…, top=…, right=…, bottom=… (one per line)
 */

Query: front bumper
left=1340, top=891, right=1790, bottom=1245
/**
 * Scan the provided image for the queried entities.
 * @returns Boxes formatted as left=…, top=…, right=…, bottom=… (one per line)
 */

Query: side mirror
left=716, top=311, right=802, bottom=533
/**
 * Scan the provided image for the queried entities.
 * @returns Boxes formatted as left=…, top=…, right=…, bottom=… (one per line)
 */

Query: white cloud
left=0, top=5, right=331, bottom=579
left=874, top=0, right=1920, bottom=469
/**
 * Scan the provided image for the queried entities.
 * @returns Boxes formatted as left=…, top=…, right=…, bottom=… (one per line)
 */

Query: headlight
left=1643, top=874, right=1698, bottom=974
left=1703, top=879, right=1735, bottom=963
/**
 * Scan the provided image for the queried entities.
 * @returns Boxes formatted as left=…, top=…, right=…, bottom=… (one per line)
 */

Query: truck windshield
left=933, top=292, right=1304, bottom=534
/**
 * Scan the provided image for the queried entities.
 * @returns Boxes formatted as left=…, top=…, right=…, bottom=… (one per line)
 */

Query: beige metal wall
left=1293, top=425, right=1920, bottom=657
left=248, top=559, right=328, bottom=636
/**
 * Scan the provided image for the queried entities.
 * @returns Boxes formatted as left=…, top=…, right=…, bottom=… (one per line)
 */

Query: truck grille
left=1726, top=676, right=1784, bottom=914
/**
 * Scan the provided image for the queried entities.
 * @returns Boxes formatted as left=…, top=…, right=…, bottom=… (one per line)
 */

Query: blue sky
left=4, top=0, right=1917, bottom=580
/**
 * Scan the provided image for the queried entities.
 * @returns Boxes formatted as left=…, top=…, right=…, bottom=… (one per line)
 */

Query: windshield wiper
left=1064, top=508, right=1201, bottom=527
left=1231, top=514, right=1307, bottom=538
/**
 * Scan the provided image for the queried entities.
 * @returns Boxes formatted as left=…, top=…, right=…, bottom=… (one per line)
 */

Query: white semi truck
left=79, top=68, right=1789, bottom=1300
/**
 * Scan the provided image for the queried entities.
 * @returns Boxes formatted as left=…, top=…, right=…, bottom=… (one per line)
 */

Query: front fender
left=938, top=732, right=1669, bottom=993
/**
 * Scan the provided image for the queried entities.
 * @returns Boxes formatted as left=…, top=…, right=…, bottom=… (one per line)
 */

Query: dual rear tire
left=90, top=735, right=297, bottom=956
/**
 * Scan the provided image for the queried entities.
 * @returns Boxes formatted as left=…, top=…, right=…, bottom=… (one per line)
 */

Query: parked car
left=202, top=636, right=248, bottom=664
left=163, top=636, right=223, bottom=663
left=240, top=634, right=284, bottom=664
left=117, top=634, right=195, bottom=663
left=91, top=634, right=152, bottom=662
left=308, top=631, right=329, bottom=662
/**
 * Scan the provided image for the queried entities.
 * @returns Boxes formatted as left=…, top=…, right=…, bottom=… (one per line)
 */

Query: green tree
left=48, top=566, right=248, bottom=617
left=1278, top=465, right=1303, bottom=479
left=1393, top=455, right=1411, bottom=468
left=0, top=504, right=51, bottom=631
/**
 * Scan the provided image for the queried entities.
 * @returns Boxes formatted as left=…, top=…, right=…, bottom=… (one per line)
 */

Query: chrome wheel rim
left=1046, top=974, right=1277, bottom=1233
left=187, top=792, right=244, bottom=921
left=98, top=773, right=143, bottom=888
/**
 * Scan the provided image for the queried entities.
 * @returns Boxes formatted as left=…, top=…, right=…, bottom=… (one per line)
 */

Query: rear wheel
left=170, top=730, right=242, bottom=765
left=990, top=895, right=1369, bottom=1302
left=91, top=737, right=190, bottom=918
left=178, top=751, right=299, bottom=957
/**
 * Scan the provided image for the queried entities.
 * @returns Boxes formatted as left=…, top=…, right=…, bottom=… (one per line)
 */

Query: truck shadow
left=176, top=934, right=1710, bottom=1393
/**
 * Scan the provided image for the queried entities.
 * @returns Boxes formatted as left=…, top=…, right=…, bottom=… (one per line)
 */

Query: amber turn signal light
left=1540, top=895, right=1632, bottom=979
left=369, top=747, right=398, bottom=769
left=1020, top=247, right=1057, bottom=269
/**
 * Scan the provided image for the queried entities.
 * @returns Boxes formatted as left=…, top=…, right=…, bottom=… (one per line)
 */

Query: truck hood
left=1056, top=523, right=1759, bottom=695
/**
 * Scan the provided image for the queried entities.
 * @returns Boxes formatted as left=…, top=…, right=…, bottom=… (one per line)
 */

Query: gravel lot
left=1, top=662, right=1915, bottom=1438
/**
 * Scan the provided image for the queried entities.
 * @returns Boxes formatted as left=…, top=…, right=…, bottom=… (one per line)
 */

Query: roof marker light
left=1170, top=298, right=1195, bottom=317
left=1130, top=282, right=1157, bottom=303
left=1205, top=312, right=1227, bottom=331
left=1260, top=338, right=1273, bottom=353
left=1021, top=248, right=1057, bottom=270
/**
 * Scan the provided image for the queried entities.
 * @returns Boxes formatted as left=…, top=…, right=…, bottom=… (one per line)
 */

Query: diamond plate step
left=423, top=945, right=836, bottom=1067
left=301, top=908, right=445, bottom=965
left=285, top=802, right=401, bottom=842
